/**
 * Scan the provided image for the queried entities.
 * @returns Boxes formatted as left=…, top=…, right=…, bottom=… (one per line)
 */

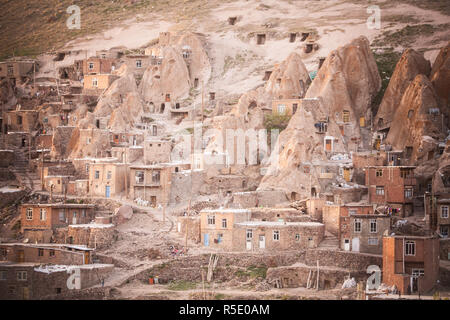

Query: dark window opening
left=257, top=34, right=266, bottom=45
left=289, top=33, right=297, bottom=43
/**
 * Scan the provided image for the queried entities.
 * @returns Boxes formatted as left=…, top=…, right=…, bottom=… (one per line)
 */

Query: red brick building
left=337, top=204, right=390, bottom=254
left=382, top=235, right=440, bottom=295
left=82, top=57, right=117, bottom=75
left=20, top=203, right=95, bottom=242
left=365, top=166, right=416, bottom=217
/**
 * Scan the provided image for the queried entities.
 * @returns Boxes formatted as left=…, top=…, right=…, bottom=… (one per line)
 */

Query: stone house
left=271, top=99, right=301, bottom=116
left=143, top=139, right=171, bottom=164
left=200, top=209, right=252, bottom=250
left=89, top=162, right=128, bottom=198
left=83, top=74, right=118, bottom=93
left=0, top=60, right=35, bottom=83
left=20, top=203, right=95, bottom=243
left=0, top=262, right=113, bottom=300
left=232, top=221, right=325, bottom=252
left=382, top=235, right=440, bottom=295
left=129, top=163, right=189, bottom=206
left=122, top=55, right=151, bottom=78
left=5, top=110, right=39, bottom=133
left=0, top=243, right=93, bottom=265
left=365, top=166, right=417, bottom=217
left=82, top=57, right=117, bottom=75
left=437, top=198, right=450, bottom=238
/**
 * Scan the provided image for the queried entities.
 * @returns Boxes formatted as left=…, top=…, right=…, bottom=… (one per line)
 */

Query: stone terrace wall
left=305, top=249, right=382, bottom=271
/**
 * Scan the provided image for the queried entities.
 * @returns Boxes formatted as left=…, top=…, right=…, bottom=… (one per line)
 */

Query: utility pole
left=40, top=143, right=44, bottom=191
left=124, top=146, right=128, bottom=199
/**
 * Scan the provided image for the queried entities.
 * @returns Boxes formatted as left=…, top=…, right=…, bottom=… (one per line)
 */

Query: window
left=0, top=270, right=6, bottom=280
left=370, top=219, right=377, bottom=233
left=89, top=62, right=94, bottom=70
left=349, top=209, right=357, bottom=215
left=412, top=269, right=424, bottom=277
left=26, top=208, right=33, bottom=220
left=82, top=210, right=86, bottom=218
left=152, top=171, right=160, bottom=183
left=136, top=60, right=142, bottom=68
left=0, top=248, right=6, bottom=256
left=40, top=209, right=46, bottom=221
left=87, top=137, right=91, bottom=145
left=404, top=187, right=413, bottom=199
left=442, top=206, right=449, bottom=219
left=368, top=238, right=378, bottom=246
left=58, top=209, right=65, bottom=222
left=95, top=171, right=100, bottom=179
left=38, top=248, right=44, bottom=257
left=222, top=219, right=227, bottom=229
left=7, top=65, right=13, bottom=75
left=85, top=164, right=90, bottom=174
left=49, top=250, right=55, bottom=257
left=376, top=186, right=384, bottom=196
left=207, top=215, right=215, bottom=225
left=107, top=171, right=112, bottom=180
left=246, top=229, right=253, bottom=240
left=92, top=78, right=98, bottom=87
left=8, top=286, right=15, bottom=294
left=400, top=168, right=413, bottom=178
left=376, top=169, right=383, bottom=177
left=17, top=271, right=27, bottom=281
left=56, top=288, right=62, bottom=294
left=295, top=234, right=300, bottom=241
left=135, top=171, right=144, bottom=184
left=277, top=104, right=286, bottom=115
left=405, top=241, right=415, bottom=256
left=273, top=230, right=280, bottom=241
left=354, top=219, right=362, bottom=233
left=343, top=110, right=350, bottom=123
left=408, top=109, right=414, bottom=118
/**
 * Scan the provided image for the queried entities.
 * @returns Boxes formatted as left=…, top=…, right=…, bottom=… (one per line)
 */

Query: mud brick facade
left=0, top=244, right=92, bottom=265
left=176, top=216, right=201, bottom=243
left=382, top=235, right=440, bottom=295
left=0, top=262, right=113, bottom=300
left=352, top=151, right=386, bottom=185
left=129, top=163, right=189, bottom=206
left=0, top=150, right=14, bottom=167
left=122, top=55, right=151, bottom=78
left=82, top=57, right=117, bottom=75
left=366, top=166, right=416, bottom=217
left=6, top=110, right=39, bottom=132
left=67, top=224, right=116, bottom=249
left=89, top=162, right=127, bottom=198
left=271, top=98, right=302, bottom=116
left=340, top=214, right=390, bottom=254
left=20, top=203, right=95, bottom=242
left=249, top=207, right=309, bottom=222
left=0, top=60, right=35, bottom=81
left=232, top=221, right=325, bottom=252
left=83, top=74, right=118, bottom=93
left=200, top=209, right=252, bottom=250
left=144, top=139, right=171, bottom=164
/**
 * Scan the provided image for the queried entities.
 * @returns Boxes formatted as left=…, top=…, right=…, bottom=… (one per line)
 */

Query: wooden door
left=325, top=139, right=332, bottom=152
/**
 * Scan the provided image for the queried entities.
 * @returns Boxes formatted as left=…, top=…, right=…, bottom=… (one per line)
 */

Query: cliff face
left=265, top=52, right=311, bottom=99
left=305, top=36, right=381, bottom=151
left=374, top=49, right=431, bottom=130
left=258, top=36, right=381, bottom=198
left=385, top=74, right=445, bottom=165
left=139, top=46, right=191, bottom=109
left=430, top=42, right=450, bottom=128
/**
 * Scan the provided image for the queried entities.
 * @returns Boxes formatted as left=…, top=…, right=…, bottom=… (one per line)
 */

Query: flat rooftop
left=235, top=221, right=324, bottom=227
left=21, top=203, right=95, bottom=208
left=201, top=208, right=250, bottom=214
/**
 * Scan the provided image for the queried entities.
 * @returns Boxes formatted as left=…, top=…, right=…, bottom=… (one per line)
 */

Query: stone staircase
left=318, top=233, right=339, bottom=250
left=10, top=147, right=41, bottom=192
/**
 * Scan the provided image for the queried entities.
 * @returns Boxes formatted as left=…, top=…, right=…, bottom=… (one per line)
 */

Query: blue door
left=204, top=234, right=209, bottom=247
left=105, top=186, right=111, bottom=198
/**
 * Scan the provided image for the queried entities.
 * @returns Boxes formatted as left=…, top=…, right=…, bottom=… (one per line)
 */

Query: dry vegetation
left=0, top=0, right=233, bottom=60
